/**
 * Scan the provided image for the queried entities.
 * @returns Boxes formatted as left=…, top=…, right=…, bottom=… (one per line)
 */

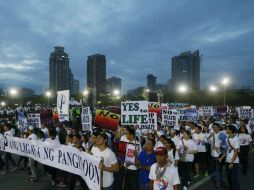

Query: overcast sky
left=0, top=0, right=254, bottom=94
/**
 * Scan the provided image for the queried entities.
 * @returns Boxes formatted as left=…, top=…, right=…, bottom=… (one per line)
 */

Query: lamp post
left=46, top=91, right=51, bottom=107
left=209, top=85, right=217, bottom=93
left=177, top=85, right=187, bottom=102
left=1, top=101, right=6, bottom=107
left=222, top=78, right=229, bottom=106
left=83, top=89, right=89, bottom=105
left=9, top=88, right=18, bottom=106
left=112, top=89, right=121, bottom=106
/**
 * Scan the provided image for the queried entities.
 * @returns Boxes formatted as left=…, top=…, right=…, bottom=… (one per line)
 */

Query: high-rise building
left=86, top=54, right=106, bottom=106
left=147, top=74, right=157, bottom=91
left=49, top=46, right=70, bottom=93
left=106, top=76, right=122, bottom=94
left=71, top=80, right=80, bottom=94
left=171, top=50, right=200, bottom=91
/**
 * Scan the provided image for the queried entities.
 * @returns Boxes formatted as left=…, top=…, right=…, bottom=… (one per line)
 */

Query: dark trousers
left=4, top=152, right=16, bottom=171
left=179, top=161, right=192, bottom=187
left=226, top=163, right=240, bottom=190
left=0, top=153, right=5, bottom=169
left=69, top=174, right=88, bottom=190
left=239, top=145, right=249, bottom=174
left=123, top=169, right=139, bottom=190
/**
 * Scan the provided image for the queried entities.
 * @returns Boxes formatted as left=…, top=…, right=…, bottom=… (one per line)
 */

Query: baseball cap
left=155, top=147, right=168, bottom=156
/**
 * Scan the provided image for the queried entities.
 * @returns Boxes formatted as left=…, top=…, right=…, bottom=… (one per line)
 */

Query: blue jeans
left=226, top=163, right=240, bottom=190
left=212, top=157, right=224, bottom=185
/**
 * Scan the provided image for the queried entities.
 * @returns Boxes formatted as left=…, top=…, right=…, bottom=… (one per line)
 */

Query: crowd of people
left=0, top=106, right=254, bottom=190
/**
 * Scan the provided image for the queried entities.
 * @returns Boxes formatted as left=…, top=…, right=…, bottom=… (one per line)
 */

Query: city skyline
left=0, top=0, right=254, bottom=94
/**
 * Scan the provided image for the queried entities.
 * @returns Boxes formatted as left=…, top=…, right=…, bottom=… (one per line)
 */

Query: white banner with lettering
left=121, top=101, right=149, bottom=125
left=57, top=90, right=70, bottom=122
left=0, top=136, right=101, bottom=190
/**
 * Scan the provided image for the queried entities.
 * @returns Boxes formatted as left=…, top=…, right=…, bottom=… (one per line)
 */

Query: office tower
left=49, top=46, right=70, bottom=92
left=171, top=50, right=200, bottom=91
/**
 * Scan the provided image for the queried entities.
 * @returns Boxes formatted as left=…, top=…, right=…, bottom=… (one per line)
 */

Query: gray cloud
left=0, top=0, right=254, bottom=94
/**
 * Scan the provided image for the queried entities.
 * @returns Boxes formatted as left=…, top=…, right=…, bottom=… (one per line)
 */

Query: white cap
left=28, top=126, right=34, bottom=131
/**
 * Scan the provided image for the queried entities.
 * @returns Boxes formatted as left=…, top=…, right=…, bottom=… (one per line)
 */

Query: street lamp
left=221, top=77, right=229, bottom=106
left=46, top=91, right=51, bottom=107
left=178, top=85, right=187, bottom=93
left=83, top=89, right=89, bottom=105
left=209, top=85, right=217, bottom=93
left=9, top=88, right=18, bottom=96
left=113, top=89, right=120, bottom=96
left=1, top=101, right=6, bottom=107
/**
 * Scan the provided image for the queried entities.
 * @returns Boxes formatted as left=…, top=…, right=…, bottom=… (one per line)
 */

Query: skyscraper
left=171, top=50, right=200, bottom=91
left=86, top=54, right=106, bottom=107
left=147, top=74, right=157, bottom=91
left=49, top=46, right=70, bottom=93
left=106, top=76, right=122, bottom=94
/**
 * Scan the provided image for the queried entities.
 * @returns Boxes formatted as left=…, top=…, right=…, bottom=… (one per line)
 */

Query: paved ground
left=0, top=152, right=253, bottom=190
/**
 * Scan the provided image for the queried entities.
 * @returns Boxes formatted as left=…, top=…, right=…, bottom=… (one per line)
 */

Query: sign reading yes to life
left=121, top=101, right=149, bottom=125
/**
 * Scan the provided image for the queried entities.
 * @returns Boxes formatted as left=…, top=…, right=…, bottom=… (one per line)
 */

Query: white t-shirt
left=149, top=164, right=180, bottom=190
left=192, top=133, right=206, bottom=152
left=4, top=130, right=13, bottom=137
left=93, top=147, right=118, bottom=187
left=177, top=139, right=197, bottom=162
left=167, top=149, right=179, bottom=166
left=171, top=135, right=179, bottom=147
left=208, top=132, right=222, bottom=158
left=226, top=136, right=240, bottom=163
left=28, top=133, right=38, bottom=141
left=45, top=137, right=61, bottom=146
left=91, top=146, right=99, bottom=155
left=238, top=134, right=252, bottom=146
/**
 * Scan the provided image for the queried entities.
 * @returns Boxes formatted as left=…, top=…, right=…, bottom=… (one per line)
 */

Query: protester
left=2, top=123, right=18, bottom=174
left=149, top=147, right=180, bottom=190
left=177, top=130, right=197, bottom=190
left=192, top=125, right=208, bottom=178
left=219, top=125, right=240, bottom=190
left=206, top=123, right=227, bottom=188
left=237, top=125, right=252, bottom=175
left=122, top=126, right=140, bottom=190
left=135, top=138, right=156, bottom=189
left=95, top=132, right=119, bottom=190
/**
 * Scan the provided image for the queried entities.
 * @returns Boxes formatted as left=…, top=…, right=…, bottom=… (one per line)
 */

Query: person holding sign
left=149, top=147, right=180, bottom=190
left=94, top=132, right=119, bottom=190
left=122, top=126, right=140, bottom=190
left=177, top=130, right=197, bottom=190
left=25, top=126, right=38, bottom=183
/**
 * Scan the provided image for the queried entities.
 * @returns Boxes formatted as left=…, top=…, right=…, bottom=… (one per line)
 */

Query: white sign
left=18, top=112, right=28, bottom=131
left=138, top=112, right=157, bottom=130
left=236, top=106, right=253, bottom=119
left=57, top=90, right=70, bottom=122
left=125, top=143, right=139, bottom=164
left=161, top=104, right=179, bottom=128
left=82, top=107, right=92, bottom=131
left=0, top=136, right=101, bottom=190
left=121, top=101, right=149, bottom=125
left=198, top=106, right=216, bottom=117
left=27, top=113, right=41, bottom=128
left=178, top=106, right=198, bottom=121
